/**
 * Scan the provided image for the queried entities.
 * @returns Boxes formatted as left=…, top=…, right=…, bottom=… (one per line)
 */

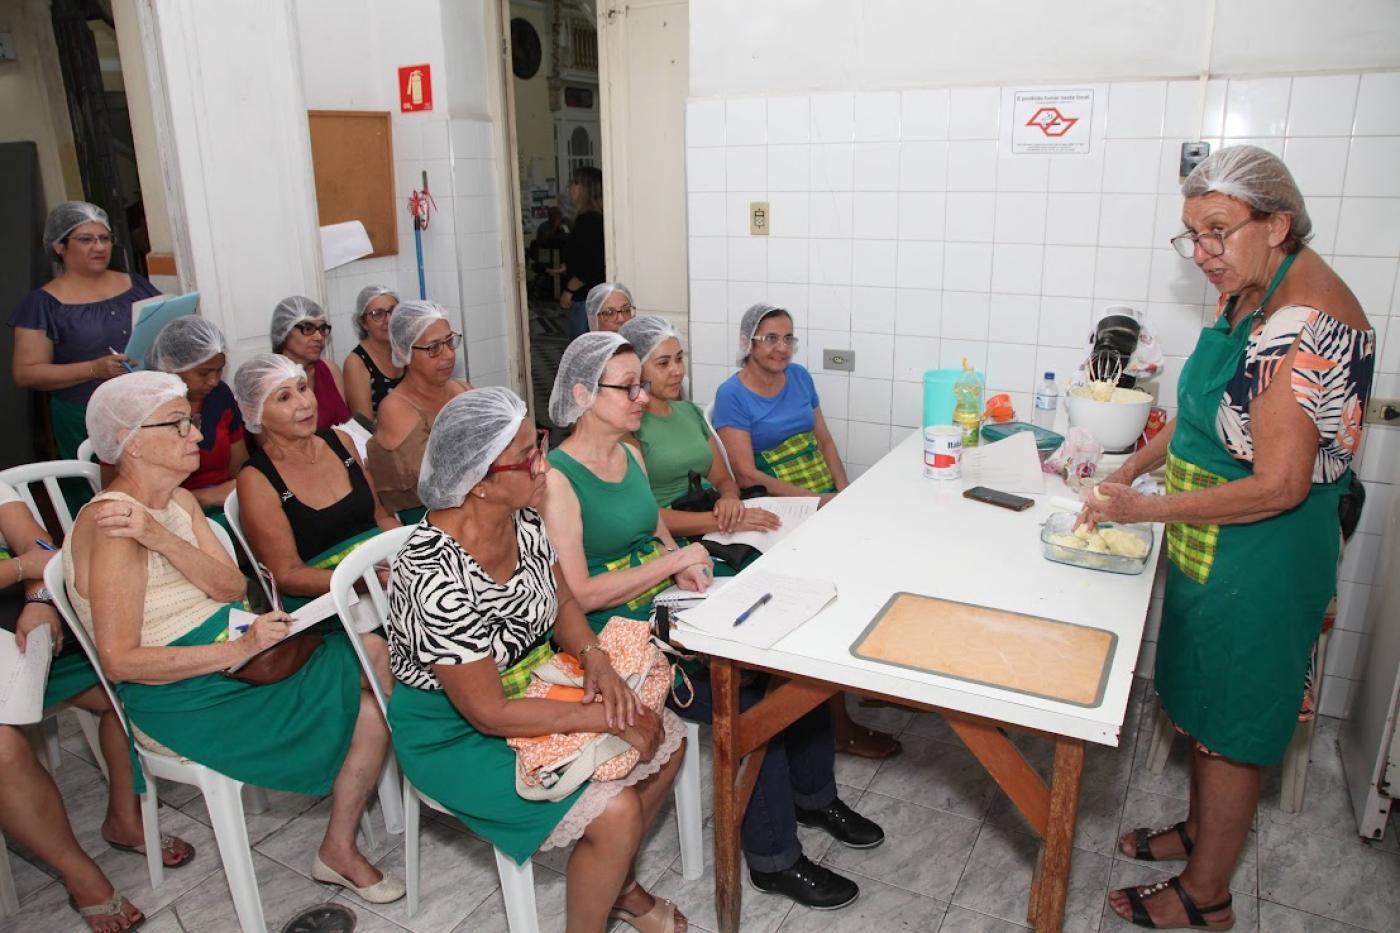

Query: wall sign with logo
left=399, top=64, right=433, bottom=113
left=1002, top=87, right=1102, bottom=157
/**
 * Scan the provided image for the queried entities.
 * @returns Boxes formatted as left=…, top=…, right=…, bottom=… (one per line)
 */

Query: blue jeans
left=670, top=670, right=837, bottom=872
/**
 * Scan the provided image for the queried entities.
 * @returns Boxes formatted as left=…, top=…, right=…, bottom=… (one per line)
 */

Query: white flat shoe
left=311, top=855, right=406, bottom=904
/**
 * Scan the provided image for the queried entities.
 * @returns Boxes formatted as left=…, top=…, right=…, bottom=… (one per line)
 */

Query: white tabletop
left=672, top=429, right=1162, bottom=747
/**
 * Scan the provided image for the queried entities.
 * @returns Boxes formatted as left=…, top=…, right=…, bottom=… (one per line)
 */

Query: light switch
left=749, top=201, right=769, bottom=236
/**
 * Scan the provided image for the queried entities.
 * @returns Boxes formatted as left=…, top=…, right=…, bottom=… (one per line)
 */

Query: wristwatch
left=25, top=587, right=55, bottom=606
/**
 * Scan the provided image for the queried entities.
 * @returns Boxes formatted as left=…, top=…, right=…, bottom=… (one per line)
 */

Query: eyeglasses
left=751, top=334, right=800, bottom=348
left=67, top=234, right=113, bottom=248
left=1169, top=217, right=1256, bottom=259
left=364, top=305, right=397, bottom=321
left=597, top=380, right=651, bottom=401
left=139, top=414, right=195, bottom=438
left=412, top=332, right=463, bottom=357
left=294, top=322, right=333, bottom=337
left=487, top=429, right=550, bottom=476
left=597, top=304, right=636, bottom=321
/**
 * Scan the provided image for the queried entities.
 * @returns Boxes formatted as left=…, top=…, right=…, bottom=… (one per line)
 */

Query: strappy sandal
left=67, top=892, right=145, bottom=932
left=1124, top=821, right=1194, bottom=861
left=608, top=882, right=687, bottom=933
left=102, top=833, right=196, bottom=869
left=835, top=725, right=903, bottom=760
left=1117, top=876, right=1234, bottom=931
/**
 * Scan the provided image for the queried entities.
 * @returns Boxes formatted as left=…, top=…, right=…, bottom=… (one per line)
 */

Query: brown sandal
left=608, top=883, right=687, bottom=933
left=102, top=833, right=196, bottom=869
left=836, top=724, right=903, bottom=760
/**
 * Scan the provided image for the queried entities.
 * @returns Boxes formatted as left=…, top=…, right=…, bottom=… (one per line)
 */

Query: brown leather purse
left=225, top=630, right=323, bottom=685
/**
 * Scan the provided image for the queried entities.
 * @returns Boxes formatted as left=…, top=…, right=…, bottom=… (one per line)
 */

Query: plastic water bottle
left=1033, top=372, right=1059, bottom=430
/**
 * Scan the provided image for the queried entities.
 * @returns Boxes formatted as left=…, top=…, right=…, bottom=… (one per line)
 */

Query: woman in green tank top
left=540, top=332, right=713, bottom=633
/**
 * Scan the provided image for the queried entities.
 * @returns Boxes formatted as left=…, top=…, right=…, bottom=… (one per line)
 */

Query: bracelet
left=11, top=557, right=23, bottom=586
left=578, top=643, right=609, bottom=666
left=25, top=587, right=54, bottom=606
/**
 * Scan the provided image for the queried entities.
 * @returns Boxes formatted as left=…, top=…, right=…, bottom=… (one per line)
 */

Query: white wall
left=690, top=0, right=1400, bottom=97
left=683, top=15, right=1400, bottom=716
left=0, top=0, right=81, bottom=208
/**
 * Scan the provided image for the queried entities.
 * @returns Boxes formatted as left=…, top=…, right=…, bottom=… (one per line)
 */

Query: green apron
left=279, top=527, right=383, bottom=615
left=1155, top=254, right=1345, bottom=765
left=755, top=431, right=835, bottom=493
left=116, top=605, right=361, bottom=794
left=49, top=396, right=96, bottom=514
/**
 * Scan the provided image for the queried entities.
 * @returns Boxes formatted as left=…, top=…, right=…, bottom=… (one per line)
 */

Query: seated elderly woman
left=2, top=476, right=194, bottom=932
left=584, top=282, right=637, bottom=333
left=270, top=296, right=351, bottom=431
left=146, top=316, right=247, bottom=526
left=366, top=301, right=472, bottom=523
left=618, top=314, right=780, bottom=541
left=386, top=386, right=687, bottom=932
left=62, top=372, right=402, bottom=904
left=713, top=304, right=848, bottom=503
left=540, top=333, right=882, bottom=911
left=342, top=285, right=403, bottom=423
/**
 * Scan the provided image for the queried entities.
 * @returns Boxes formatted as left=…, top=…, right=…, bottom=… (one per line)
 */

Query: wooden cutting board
left=850, top=592, right=1116, bottom=707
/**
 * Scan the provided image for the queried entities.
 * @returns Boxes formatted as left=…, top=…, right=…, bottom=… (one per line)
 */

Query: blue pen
left=108, top=347, right=136, bottom=373
left=235, top=624, right=251, bottom=634
left=733, top=592, right=773, bottom=627
left=34, top=539, right=56, bottom=551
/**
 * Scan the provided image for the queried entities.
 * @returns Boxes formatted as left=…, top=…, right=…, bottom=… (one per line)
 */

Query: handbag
left=224, top=629, right=322, bottom=685
left=668, top=472, right=766, bottom=570
left=508, top=617, right=671, bottom=801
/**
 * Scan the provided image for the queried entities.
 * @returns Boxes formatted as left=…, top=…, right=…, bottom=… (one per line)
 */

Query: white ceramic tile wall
left=686, top=74, right=1400, bottom=709
left=323, top=113, right=511, bottom=388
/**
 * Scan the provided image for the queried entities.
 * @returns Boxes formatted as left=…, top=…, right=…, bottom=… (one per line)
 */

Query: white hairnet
left=618, top=315, right=678, bottom=365
left=1181, top=145, right=1312, bottom=249
left=389, top=299, right=450, bottom=367
left=584, top=282, right=634, bottom=331
left=419, top=386, right=529, bottom=510
left=147, top=316, right=227, bottom=373
left=85, top=371, right=188, bottom=464
left=269, top=296, right=327, bottom=350
left=738, top=303, right=790, bottom=360
left=232, top=353, right=306, bottom=434
left=352, top=285, right=398, bottom=338
left=44, top=201, right=109, bottom=257
left=548, top=331, right=632, bottom=426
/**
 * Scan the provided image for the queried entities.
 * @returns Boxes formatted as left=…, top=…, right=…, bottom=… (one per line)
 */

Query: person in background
left=366, top=301, right=473, bottom=523
left=1087, top=146, right=1374, bottom=931
left=11, top=201, right=158, bottom=486
left=386, top=386, right=688, bottom=932
left=270, top=295, right=351, bottom=431
left=559, top=166, right=605, bottom=339
left=0, top=477, right=195, bottom=932
left=64, top=371, right=401, bottom=906
left=585, top=282, right=637, bottom=334
left=146, top=316, right=246, bottom=527
left=342, top=285, right=403, bottom=423
left=618, top=314, right=780, bottom=540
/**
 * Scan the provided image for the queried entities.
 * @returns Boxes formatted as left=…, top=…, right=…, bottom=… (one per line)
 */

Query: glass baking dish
left=1040, top=512, right=1154, bottom=575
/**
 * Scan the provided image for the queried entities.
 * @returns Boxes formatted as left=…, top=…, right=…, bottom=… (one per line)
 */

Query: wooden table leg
left=711, top=658, right=743, bottom=933
left=1032, top=737, right=1086, bottom=932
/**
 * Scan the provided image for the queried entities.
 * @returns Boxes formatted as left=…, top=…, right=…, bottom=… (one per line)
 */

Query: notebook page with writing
left=673, top=572, right=836, bottom=649
left=0, top=627, right=52, bottom=725
left=702, top=496, right=820, bottom=552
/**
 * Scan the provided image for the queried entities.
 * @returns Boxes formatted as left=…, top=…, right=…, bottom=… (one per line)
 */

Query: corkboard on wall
left=307, top=111, right=398, bottom=259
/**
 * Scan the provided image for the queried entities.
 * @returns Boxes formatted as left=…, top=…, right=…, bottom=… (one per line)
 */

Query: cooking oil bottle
left=952, top=357, right=983, bottom=448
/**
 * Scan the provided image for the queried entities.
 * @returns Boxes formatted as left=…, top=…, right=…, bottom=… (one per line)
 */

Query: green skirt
left=387, top=683, right=587, bottom=864
left=43, top=650, right=99, bottom=710
left=116, top=606, right=360, bottom=794
left=49, top=396, right=95, bottom=514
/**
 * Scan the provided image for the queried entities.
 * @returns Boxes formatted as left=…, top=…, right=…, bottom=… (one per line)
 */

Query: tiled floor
left=5, top=679, right=1398, bottom=932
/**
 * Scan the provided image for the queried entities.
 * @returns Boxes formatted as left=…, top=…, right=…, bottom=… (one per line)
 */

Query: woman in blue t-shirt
left=711, top=304, right=848, bottom=503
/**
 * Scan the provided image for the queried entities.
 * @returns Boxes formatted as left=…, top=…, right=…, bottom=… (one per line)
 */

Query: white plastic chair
left=0, top=460, right=101, bottom=537
left=220, top=490, right=275, bottom=606
left=0, top=828, right=18, bottom=918
left=329, top=528, right=705, bottom=928
left=75, top=439, right=97, bottom=463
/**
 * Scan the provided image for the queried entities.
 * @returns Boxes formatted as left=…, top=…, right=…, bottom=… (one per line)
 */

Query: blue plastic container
left=923, top=368, right=983, bottom=427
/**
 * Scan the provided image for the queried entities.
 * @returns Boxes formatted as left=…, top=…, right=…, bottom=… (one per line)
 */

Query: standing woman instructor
left=11, top=201, right=159, bottom=462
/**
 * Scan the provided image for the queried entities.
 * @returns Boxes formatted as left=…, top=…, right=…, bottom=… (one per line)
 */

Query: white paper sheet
left=674, top=572, right=837, bottom=649
left=333, top=419, right=372, bottom=461
left=226, top=589, right=358, bottom=672
left=702, top=496, right=819, bottom=552
left=961, top=431, right=1045, bottom=494
left=320, top=221, right=375, bottom=271
left=0, top=627, right=53, bottom=725
left=652, top=576, right=732, bottom=608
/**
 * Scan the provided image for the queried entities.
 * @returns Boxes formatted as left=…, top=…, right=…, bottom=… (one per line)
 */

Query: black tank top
left=351, top=344, right=403, bottom=415
left=245, top=429, right=377, bottom=561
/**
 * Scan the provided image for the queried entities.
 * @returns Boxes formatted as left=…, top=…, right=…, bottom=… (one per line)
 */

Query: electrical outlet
left=750, top=201, right=769, bottom=236
left=1366, top=397, right=1400, bottom=426
left=823, top=349, right=854, bottom=372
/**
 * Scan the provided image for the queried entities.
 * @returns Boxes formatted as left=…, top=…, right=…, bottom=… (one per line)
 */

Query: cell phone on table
left=963, top=486, right=1035, bottom=512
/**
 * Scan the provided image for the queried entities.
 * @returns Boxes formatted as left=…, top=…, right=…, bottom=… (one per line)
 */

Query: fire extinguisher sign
left=399, top=64, right=433, bottom=113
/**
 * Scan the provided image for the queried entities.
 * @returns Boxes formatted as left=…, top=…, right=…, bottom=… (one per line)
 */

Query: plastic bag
left=1043, top=426, right=1102, bottom=486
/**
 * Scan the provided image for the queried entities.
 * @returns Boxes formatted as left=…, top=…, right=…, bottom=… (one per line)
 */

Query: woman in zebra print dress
left=385, top=386, right=689, bottom=933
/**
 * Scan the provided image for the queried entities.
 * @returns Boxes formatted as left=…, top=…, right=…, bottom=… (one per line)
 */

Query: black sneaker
left=795, top=798, right=885, bottom=848
left=749, top=855, right=859, bottom=910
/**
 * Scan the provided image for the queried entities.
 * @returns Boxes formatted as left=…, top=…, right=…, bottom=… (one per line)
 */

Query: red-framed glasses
left=486, top=429, right=550, bottom=476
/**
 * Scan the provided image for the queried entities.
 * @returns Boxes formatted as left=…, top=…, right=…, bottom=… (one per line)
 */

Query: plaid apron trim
left=500, top=642, right=556, bottom=700
left=603, top=539, right=671, bottom=612
left=1164, top=452, right=1227, bottom=585
left=757, top=431, right=835, bottom=493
